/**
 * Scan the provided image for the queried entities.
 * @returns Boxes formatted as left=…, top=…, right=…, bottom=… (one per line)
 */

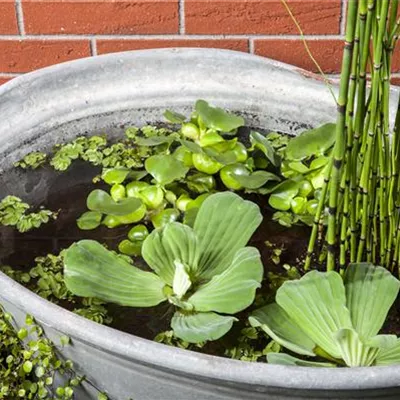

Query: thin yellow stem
left=280, top=0, right=338, bottom=103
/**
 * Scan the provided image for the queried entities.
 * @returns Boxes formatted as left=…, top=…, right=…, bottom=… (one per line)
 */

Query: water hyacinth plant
left=250, top=263, right=400, bottom=367
left=64, top=192, right=264, bottom=343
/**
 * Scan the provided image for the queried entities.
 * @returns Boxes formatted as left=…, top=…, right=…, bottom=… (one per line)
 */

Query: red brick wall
left=0, top=0, right=397, bottom=85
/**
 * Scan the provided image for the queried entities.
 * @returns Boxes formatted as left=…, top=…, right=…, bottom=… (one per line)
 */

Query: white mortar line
left=0, top=72, right=22, bottom=77
left=15, top=0, right=25, bottom=36
left=90, top=38, right=97, bottom=56
left=179, top=0, right=185, bottom=34
left=340, top=0, right=347, bottom=35
left=248, top=38, right=254, bottom=54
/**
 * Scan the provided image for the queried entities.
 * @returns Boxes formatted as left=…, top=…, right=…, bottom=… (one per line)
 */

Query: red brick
left=0, top=40, right=90, bottom=73
left=391, top=77, right=400, bottom=86
left=0, top=1, right=18, bottom=34
left=390, top=48, right=400, bottom=72
left=185, top=0, right=341, bottom=35
left=0, top=76, right=14, bottom=85
left=254, top=39, right=343, bottom=73
left=97, top=39, right=249, bottom=54
left=23, top=0, right=179, bottom=34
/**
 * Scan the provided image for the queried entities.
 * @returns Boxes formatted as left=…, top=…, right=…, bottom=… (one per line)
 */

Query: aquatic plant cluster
left=2, top=1, right=400, bottom=394
left=0, top=95, right=399, bottom=373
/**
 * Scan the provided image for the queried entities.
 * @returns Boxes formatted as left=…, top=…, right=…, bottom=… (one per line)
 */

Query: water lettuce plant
left=250, top=263, right=400, bottom=367
left=64, top=192, right=263, bottom=343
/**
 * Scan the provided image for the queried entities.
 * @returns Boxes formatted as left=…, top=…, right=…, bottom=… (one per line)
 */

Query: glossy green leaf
left=102, top=168, right=147, bottom=185
left=203, top=147, right=237, bottom=165
left=249, top=303, right=316, bottom=356
left=235, top=170, right=280, bottom=189
left=76, top=211, right=102, bottom=230
left=87, top=189, right=143, bottom=216
left=142, top=222, right=199, bottom=285
left=171, top=311, right=237, bottom=343
left=308, top=166, right=329, bottom=189
left=189, top=247, right=263, bottom=314
left=128, top=224, right=149, bottom=242
left=193, top=192, right=263, bottom=279
left=145, top=154, right=189, bottom=185
left=186, top=173, right=216, bottom=193
left=344, top=263, right=400, bottom=340
left=285, top=123, right=336, bottom=160
left=135, top=135, right=177, bottom=146
left=183, top=207, right=199, bottom=228
left=195, top=100, right=244, bottom=132
left=288, top=161, right=309, bottom=174
left=268, top=180, right=300, bottom=211
left=250, top=131, right=279, bottom=167
left=164, top=109, right=186, bottom=123
left=118, top=239, right=142, bottom=257
left=64, top=240, right=167, bottom=307
left=198, top=131, right=225, bottom=147
left=309, top=155, right=330, bottom=171
left=210, top=138, right=238, bottom=153
left=267, top=353, right=335, bottom=367
left=102, top=168, right=131, bottom=184
left=181, top=123, right=200, bottom=140
left=180, top=139, right=203, bottom=154
left=276, top=270, right=352, bottom=359
left=150, top=208, right=180, bottom=229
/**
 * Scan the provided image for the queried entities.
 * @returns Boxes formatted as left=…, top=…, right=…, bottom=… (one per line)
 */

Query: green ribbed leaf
left=249, top=303, right=316, bottom=357
left=366, top=335, right=398, bottom=349
left=334, top=328, right=379, bottom=367
left=188, top=247, right=263, bottom=314
left=194, top=192, right=262, bottom=279
left=64, top=240, right=166, bottom=307
left=276, top=270, right=352, bottom=359
left=344, top=263, right=400, bottom=340
left=267, top=353, right=335, bottom=367
left=375, top=339, right=400, bottom=366
left=171, top=311, right=237, bottom=343
left=142, top=222, right=199, bottom=285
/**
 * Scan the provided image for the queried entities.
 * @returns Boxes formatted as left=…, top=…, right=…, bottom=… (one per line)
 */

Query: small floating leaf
left=76, top=211, right=103, bottom=230
left=135, top=135, right=178, bottom=146
left=87, top=189, right=142, bottom=216
left=268, top=180, right=300, bottom=211
left=235, top=170, right=280, bottom=189
left=250, top=131, right=279, bottom=167
left=145, top=154, right=189, bottom=185
left=286, top=123, right=336, bottom=161
left=102, top=168, right=147, bottom=185
left=195, top=100, right=244, bottom=132
left=164, top=109, right=186, bottom=124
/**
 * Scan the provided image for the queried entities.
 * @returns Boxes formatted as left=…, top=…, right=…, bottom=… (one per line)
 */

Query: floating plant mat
left=1, top=100, right=399, bottom=364
left=0, top=148, right=310, bottom=358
